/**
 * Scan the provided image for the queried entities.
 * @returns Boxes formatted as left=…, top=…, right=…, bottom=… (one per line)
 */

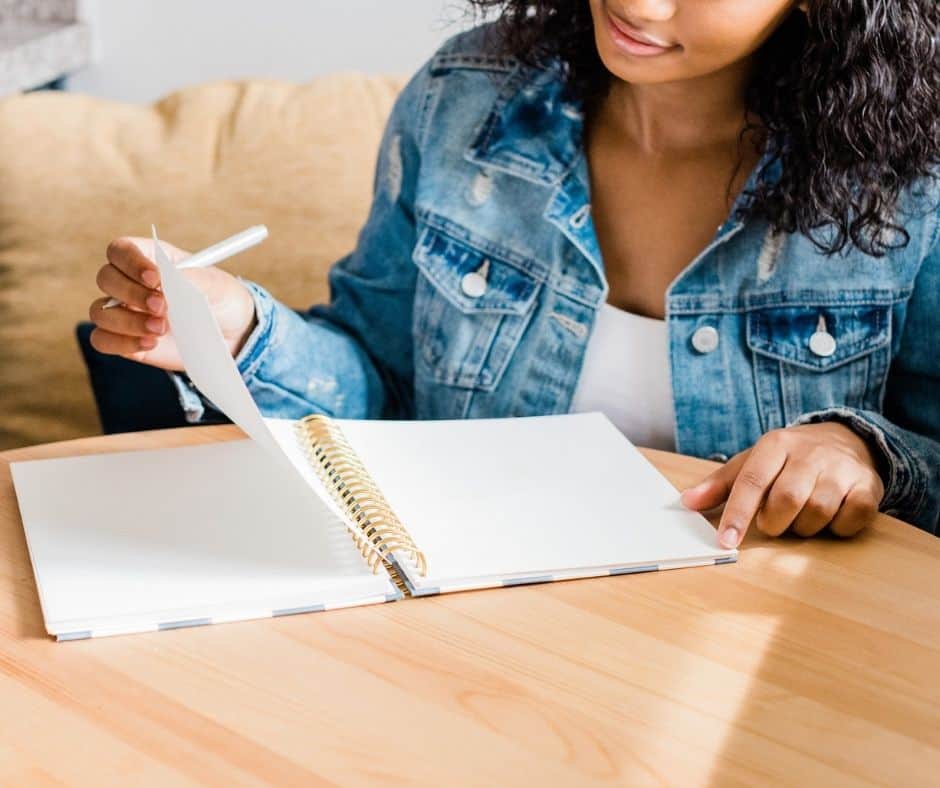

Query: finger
left=106, top=237, right=162, bottom=289
left=790, top=476, right=849, bottom=537
left=756, top=460, right=819, bottom=537
left=89, top=327, right=159, bottom=357
left=717, top=441, right=788, bottom=548
left=829, top=484, right=881, bottom=537
left=89, top=298, right=167, bottom=338
left=96, top=264, right=165, bottom=314
left=680, top=450, right=749, bottom=511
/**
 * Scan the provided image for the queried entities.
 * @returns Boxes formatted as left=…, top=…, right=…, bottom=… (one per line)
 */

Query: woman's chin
left=594, top=37, right=686, bottom=85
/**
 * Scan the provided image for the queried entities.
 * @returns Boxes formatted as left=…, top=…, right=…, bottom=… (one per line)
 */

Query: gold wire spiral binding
left=295, top=415, right=427, bottom=595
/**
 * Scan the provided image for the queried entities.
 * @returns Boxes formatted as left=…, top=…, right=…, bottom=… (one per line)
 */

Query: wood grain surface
left=1, top=425, right=937, bottom=786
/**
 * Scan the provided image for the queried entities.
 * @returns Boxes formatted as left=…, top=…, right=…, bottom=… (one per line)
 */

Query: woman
left=88, top=0, right=940, bottom=541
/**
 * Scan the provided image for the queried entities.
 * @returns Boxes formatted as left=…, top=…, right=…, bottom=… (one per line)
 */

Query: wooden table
left=1, top=426, right=938, bottom=786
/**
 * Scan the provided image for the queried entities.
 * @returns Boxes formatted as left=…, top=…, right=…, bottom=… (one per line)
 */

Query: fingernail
left=139, top=336, right=158, bottom=350
left=142, top=270, right=159, bottom=288
left=145, top=317, right=164, bottom=334
left=146, top=295, right=164, bottom=313
left=719, top=527, right=740, bottom=549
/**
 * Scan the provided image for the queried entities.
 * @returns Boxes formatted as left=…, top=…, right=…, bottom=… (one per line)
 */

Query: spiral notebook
left=10, top=228, right=735, bottom=640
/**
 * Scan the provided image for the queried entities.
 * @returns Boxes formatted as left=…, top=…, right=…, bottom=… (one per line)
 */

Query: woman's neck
left=597, top=55, right=759, bottom=156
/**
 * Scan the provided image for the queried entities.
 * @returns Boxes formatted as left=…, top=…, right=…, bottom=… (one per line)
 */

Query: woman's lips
left=605, top=11, right=678, bottom=57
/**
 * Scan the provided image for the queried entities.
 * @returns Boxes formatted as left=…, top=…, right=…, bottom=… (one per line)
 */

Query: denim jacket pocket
left=411, top=223, right=541, bottom=391
left=745, top=299, right=893, bottom=428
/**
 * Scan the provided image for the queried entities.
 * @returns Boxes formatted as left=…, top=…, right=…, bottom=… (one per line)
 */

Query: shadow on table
left=703, top=526, right=937, bottom=785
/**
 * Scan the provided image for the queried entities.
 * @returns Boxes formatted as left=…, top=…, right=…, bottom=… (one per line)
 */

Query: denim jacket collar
left=466, top=61, right=583, bottom=186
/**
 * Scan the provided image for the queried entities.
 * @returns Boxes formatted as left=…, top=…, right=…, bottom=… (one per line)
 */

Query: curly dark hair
left=464, top=1, right=940, bottom=257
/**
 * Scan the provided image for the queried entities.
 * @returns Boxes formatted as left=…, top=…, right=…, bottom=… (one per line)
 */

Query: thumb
left=680, top=451, right=747, bottom=511
left=129, top=235, right=190, bottom=267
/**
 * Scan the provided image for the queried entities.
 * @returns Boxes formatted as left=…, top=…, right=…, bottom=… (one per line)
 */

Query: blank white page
left=335, top=412, right=733, bottom=589
left=11, top=439, right=391, bottom=636
left=151, top=229, right=384, bottom=559
left=152, top=227, right=285, bottom=459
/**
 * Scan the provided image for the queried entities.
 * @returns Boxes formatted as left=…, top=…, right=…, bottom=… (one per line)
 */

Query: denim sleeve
left=169, top=60, right=431, bottom=422
left=790, top=218, right=940, bottom=535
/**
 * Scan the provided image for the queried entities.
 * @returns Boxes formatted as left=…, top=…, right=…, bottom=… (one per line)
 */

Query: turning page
left=151, top=227, right=389, bottom=567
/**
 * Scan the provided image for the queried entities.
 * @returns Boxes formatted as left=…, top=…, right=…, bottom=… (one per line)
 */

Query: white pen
left=102, top=224, right=269, bottom=309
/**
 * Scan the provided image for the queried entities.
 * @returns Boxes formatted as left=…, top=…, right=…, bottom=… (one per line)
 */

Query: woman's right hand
left=89, top=237, right=258, bottom=371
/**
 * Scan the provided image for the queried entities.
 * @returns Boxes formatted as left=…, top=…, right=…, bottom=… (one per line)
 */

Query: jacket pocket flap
left=746, top=303, right=891, bottom=371
left=412, top=225, right=539, bottom=316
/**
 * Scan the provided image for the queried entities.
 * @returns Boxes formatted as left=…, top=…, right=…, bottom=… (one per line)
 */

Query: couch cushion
left=0, top=74, right=405, bottom=449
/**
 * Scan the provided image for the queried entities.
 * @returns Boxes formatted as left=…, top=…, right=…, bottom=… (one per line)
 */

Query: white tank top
left=569, top=303, right=677, bottom=451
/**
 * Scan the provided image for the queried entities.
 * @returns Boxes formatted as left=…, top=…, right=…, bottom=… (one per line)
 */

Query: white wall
left=69, top=0, right=481, bottom=102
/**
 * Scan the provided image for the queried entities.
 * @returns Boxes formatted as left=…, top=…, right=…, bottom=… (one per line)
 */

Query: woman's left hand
left=680, top=422, right=885, bottom=548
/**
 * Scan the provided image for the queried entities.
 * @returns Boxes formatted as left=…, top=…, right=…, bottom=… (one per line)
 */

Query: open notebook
left=10, top=228, right=735, bottom=640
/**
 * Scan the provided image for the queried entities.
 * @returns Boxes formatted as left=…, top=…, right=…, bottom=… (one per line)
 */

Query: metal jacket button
left=460, top=258, right=490, bottom=298
left=809, top=315, right=837, bottom=357
left=691, top=325, right=719, bottom=354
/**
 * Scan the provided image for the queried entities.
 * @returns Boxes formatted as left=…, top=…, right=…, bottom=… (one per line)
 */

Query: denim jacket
left=174, top=25, right=940, bottom=535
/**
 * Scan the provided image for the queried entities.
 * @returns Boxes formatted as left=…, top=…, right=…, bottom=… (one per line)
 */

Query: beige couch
left=0, top=74, right=405, bottom=449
